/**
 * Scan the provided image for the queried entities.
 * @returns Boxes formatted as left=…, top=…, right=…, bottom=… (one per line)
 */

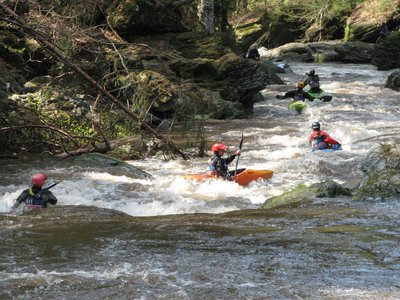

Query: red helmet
left=31, top=173, right=47, bottom=187
left=211, top=143, right=228, bottom=152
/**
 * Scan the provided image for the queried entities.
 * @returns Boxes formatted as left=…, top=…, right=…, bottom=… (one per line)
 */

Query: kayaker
left=13, top=173, right=58, bottom=210
left=304, top=69, right=321, bottom=93
left=209, top=143, right=241, bottom=180
left=275, top=81, right=315, bottom=102
left=308, top=122, right=341, bottom=150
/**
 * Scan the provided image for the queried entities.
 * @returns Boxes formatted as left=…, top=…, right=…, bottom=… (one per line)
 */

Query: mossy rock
left=234, top=23, right=264, bottom=50
left=371, top=32, right=400, bottom=70
left=132, top=70, right=177, bottom=114
left=263, top=180, right=351, bottom=209
left=354, top=143, right=400, bottom=200
left=107, top=0, right=195, bottom=34
left=175, top=83, right=243, bottom=119
left=174, top=32, right=236, bottom=59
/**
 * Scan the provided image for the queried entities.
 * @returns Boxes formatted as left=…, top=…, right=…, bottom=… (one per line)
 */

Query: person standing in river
left=13, top=173, right=58, bottom=210
left=209, top=143, right=241, bottom=180
left=308, top=122, right=341, bottom=151
left=245, top=44, right=260, bottom=60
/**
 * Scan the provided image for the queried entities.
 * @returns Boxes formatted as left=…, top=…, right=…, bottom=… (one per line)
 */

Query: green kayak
left=288, top=101, right=307, bottom=113
left=308, top=89, right=332, bottom=102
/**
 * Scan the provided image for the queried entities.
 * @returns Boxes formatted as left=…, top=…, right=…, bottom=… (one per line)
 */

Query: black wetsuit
left=304, top=75, right=321, bottom=93
left=14, top=185, right=58, bottom=209
left=209, top=153, right=239, bottom=179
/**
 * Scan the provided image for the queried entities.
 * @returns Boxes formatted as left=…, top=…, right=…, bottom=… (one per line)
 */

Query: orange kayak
left=182, top=169, right=273, bottom=186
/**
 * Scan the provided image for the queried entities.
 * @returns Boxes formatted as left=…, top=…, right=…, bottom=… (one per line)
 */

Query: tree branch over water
left=0, top=2, right=190, bottom=160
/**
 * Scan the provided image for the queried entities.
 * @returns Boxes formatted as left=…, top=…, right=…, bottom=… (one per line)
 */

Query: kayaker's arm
left=13, top=189, right=28, bottom=209
left=41, top=189, right=58, bottom=206
left=276, top=90, right=296, bottom=99
left=225, top=154, right=238, bottom=165
left=325, top=135, right=340, bottom=145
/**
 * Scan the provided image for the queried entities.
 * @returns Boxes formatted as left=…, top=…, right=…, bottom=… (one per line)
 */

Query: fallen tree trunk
left=0, top=3, right=189, bottom=160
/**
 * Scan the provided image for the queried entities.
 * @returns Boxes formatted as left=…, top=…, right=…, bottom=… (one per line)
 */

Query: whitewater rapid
left=1, top=62, right=398, bottom=216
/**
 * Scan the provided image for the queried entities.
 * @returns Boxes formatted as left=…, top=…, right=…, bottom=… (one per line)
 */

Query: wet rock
left=354, top=143, right=400, bottom=200
left=333, top=41, right=373, bottom=63
left=386, top=70, right=400, bottom=91
left=261, top=41, right=374, bottom=64
left=372, top=32, right=400, bottom=70
left=262, top=179, right=351, bottom=209
left=261, top=42, right=314, bottom=62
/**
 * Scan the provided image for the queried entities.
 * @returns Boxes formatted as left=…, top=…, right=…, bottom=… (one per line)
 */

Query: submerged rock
left=262, top=179, right=351, bottom=209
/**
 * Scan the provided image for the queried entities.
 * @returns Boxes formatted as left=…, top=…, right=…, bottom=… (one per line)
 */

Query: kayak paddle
left=233, top=133, right=244, bottom=180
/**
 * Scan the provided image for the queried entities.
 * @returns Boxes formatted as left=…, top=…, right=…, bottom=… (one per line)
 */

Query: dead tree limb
left=0, top=3, right=190, bottom=160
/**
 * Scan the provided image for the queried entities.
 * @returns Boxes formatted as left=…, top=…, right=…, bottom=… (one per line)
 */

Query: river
left=1, top=62, right=399, bottom=299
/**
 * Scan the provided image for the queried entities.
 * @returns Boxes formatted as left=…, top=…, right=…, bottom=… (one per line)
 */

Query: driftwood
left=0, top=3, right=190, bottom=160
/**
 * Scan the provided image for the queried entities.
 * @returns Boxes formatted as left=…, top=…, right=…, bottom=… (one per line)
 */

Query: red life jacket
left=309, top=131, right=328, bottom=149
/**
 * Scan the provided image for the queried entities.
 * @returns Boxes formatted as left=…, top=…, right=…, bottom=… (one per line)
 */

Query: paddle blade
left=239, top=133, right=244, bottom=150
left=321, top=95, right=332, bottom=102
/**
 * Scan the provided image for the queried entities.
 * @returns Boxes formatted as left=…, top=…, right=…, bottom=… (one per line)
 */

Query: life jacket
left=309, top=80, right=320, bottom=89
left=310, top=131, right=328, bottom=150
left=308, top=75, right=320, bottom=89
left=209, top=154, right=229, bottom=177
left=25, top=187, right=46, bottom=209
left=208, top=157, right=216, bottom=171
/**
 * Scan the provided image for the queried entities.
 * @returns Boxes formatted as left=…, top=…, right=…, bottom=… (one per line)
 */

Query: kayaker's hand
left=234, top=150, right=241, bottom=156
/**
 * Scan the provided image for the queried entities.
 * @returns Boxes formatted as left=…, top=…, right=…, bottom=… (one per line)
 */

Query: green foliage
left=235, top=0, right=365, bottom=38
left=61, top=114, right=95, bottom=137
left=0, top=22, right=27, bottom=58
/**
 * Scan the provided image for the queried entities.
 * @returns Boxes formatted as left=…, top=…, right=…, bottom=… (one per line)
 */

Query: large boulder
left=345, top=0, right=400, bottom=42
left=232, top=12, right=304, bottom=51
left=261, top=41, right=374, bottom=64
left=333, top=41, right=374, bottom=63
left=371, top=32, right=400, bottom=70
left=233, top=12, right=266, bottom=51
left=386, top=70, right=400, bottom=91
left=262, top=180, right=351, bottom=209
left=135, top=32, right=281, bottom=116
left=212, top=52, right=279, bottom=113
left=354, top=143, right=400, bottom=200
left=261, top=42, right=313, bottom=62
left=106, top=0, right=200, bottom=36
